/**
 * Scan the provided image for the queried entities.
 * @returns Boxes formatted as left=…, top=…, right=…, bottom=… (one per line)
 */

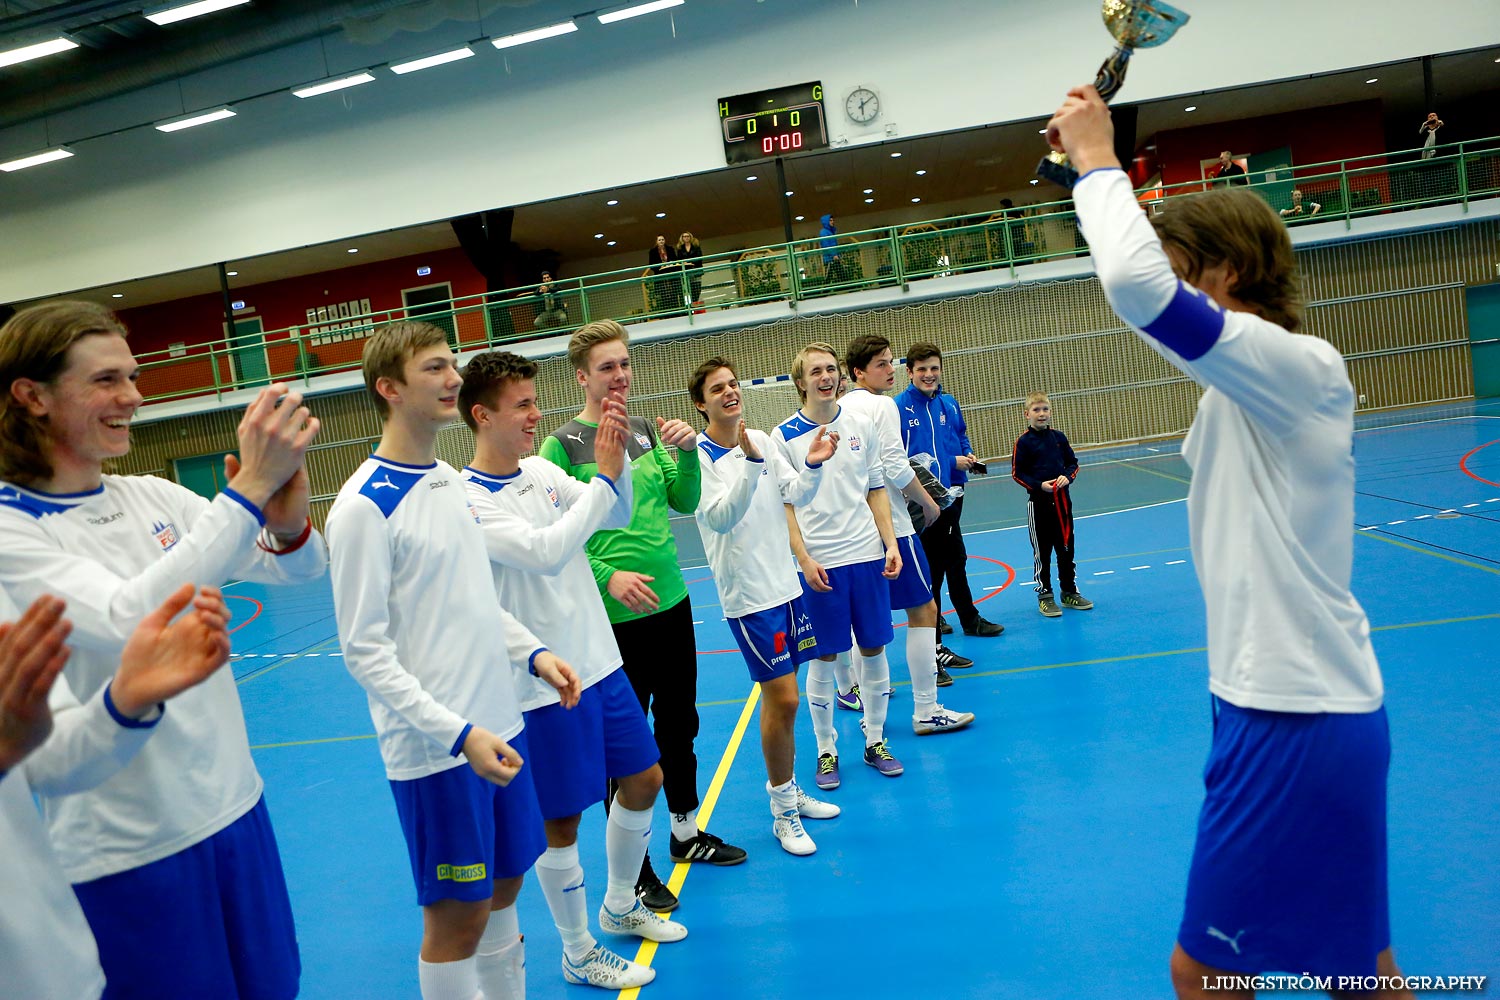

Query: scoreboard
left=718, top=82, right=829, bottom=165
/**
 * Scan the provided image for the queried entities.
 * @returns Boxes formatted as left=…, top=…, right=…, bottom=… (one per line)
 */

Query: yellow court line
left=619, top=683, right=763, bottom=1000
left=250, top=733, right=376, bottom=751
left=1356, top=529, right=1500, bottom=576
left=1120, top=460, right=1193, bottom=485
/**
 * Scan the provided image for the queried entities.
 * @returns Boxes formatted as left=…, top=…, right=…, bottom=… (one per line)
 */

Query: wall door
left=226, top=316, right=269, bottom=389
left=403, top=282, right=457, bottom=349
left=1466, top=283, right=1500, bottom=400
left=1247, top=146, right=1295, bottom=214
left=174, top=452, right=233, bottom=501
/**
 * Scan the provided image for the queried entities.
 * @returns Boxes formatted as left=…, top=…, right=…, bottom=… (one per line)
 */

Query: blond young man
left=326, top=321, right=580, bottom=1000
left=540, top=320, right=746, bottom=912
left=774, top=342, right=904, bottom=790
left=688, top=357, right=842, bottom=855
left=460, top=351, right=684, bottom=990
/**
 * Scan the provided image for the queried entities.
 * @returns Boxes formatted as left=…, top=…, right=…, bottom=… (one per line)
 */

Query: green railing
left=133, top=135, right=1500, bottom=406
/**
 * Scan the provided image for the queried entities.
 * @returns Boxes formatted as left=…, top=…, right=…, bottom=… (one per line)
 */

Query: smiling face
left=22, top=333, right=142, bottom=480
left=854, top=347, right=896, bottom=393
left=909, top=354, right=942, bottom=396
left=794, top=349, right=840, bottom=406
left=475, top=376, right=541, bottom=461
left=695, top=366, right=741, bottom=427
left=578, top=338, right=631, bottom=408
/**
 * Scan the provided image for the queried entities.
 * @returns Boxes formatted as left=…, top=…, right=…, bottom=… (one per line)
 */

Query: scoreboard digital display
left=718, top=82, right=828, bottom=165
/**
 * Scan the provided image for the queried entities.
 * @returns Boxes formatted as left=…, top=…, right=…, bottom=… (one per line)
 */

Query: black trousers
left=1027, top=488, right=1077, bottom=595
left=920, top=494, right=979, bottom=624
left=610, top=596, right=700, bottom=816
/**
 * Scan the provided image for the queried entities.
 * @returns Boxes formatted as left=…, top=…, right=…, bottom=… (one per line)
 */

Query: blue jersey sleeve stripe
left=103, top=683, right=162, bottom=729
left=449, top=723, right=473, bottom=757
left=595, top=473, right=619, bottom=496
left=220, top=487, right=266, bottom=526
left=1142, top=282, right=1226, bottom=362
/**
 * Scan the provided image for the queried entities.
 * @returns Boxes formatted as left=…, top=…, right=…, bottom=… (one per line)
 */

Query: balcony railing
left=133, top=135, right=1500, bottom=406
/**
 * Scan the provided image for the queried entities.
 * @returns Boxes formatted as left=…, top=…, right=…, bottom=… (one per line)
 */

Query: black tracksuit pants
left=610, top=596, right=700, bottom=816
left=1027, top=487, right=1077, bottom=595
left=920, top=494, right=979, bottom=624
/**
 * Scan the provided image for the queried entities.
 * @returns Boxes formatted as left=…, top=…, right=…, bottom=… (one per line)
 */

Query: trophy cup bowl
left=1036, top=0, right=1190, bottom=190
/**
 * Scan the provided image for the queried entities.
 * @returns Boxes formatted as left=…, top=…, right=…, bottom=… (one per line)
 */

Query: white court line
left=1463, top=503, right=1480, bottom=508
left=965, top=497, right=1187, bottom=537
left=982, top=585, right=1005, bottom=591
left=1166, top=560, right=1187, bottom=565
left=692, top=620, right=703, bottom=625
left=1388, top=520, right=1407, bottom=525
left=1130, top=565, right=1150, bottom=571
left=1415, top=515, right=1432, bottom=520
left=1094, top=570, right=1115, bottom=576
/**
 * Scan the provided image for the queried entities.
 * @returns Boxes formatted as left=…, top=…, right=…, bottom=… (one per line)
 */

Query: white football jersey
left=773, top=406, right=886, bottom=570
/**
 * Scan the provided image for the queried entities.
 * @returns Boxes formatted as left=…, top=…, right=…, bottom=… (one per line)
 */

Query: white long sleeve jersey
left=0, top=582, right=164, bottom=1000
left=773, top=407, right=886, bottom=570
left=327, top=457, right=542, bottom=780
left=839, top=387, right=918, bottom=539
left=462, top=457, right=632, bottom=712
left=695, top=428, right=825, bottom=619
left=1076, top=167, right=1383, bottom=713
left=0, top=475, right=327, bottom=882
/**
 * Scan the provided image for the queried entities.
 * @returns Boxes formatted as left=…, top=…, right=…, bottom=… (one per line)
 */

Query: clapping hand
left=805, top=427, right=839, bottom=466
left=656, top=415, right=697, bottom=452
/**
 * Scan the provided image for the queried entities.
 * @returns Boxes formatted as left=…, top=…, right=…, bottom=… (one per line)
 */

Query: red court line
left=225, top=594, right=264, bottom=634
left=1459, top=439, right=1500, bottom=488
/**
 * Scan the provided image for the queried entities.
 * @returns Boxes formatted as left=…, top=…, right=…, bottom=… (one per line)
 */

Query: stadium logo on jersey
left=546, top=485, right=560, bottom=509
left=151, top=520, right=180, bottom=551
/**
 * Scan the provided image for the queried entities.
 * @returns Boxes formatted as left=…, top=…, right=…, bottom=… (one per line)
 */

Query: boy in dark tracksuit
left=1010, top=392, right=1094, bottom=617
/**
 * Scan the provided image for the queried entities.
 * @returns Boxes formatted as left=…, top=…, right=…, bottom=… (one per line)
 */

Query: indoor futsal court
left=229, top=400, right=1499, bottom=999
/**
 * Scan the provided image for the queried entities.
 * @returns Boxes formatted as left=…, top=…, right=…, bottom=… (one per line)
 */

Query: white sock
left=475, top=907, right=523, bottom=1000
left=419, top=956, right=480, bottom=1000
left=859, top=650, right=891, bottom=747
left=806, top=659, right=837, bottom=755
left=843, top=647, right=862, bottom=692
left=907, top=626, right=938, bottom=718
left=604, top=798, right=652, bottom=913
left=670, top=808, right=698, bottom=843
left=535, top=844, right=595, bottom=964
left=832, top=648, right=855, bottom=694
left=767, top=778, right=797, bottom=816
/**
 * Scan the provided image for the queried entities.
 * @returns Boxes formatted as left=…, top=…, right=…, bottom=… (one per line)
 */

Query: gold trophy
left=1036, top=0, right=1190, bottom=189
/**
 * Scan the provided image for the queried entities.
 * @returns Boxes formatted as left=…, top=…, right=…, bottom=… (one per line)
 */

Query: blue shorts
left=390, top=728, right=547, bottom=905
left=1179, top=699, right=1391, bottom=978
left=524, top=669, right=660, bottom=820
left=729, top=597, right=819, bottom=683
left=887, top=534, right=935, bottom=610
left=74, top=796, right=300, bottom=1000
left=799, top=559, right=895, bottom=656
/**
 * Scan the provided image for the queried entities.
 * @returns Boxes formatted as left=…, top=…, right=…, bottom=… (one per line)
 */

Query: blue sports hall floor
left=227, top=401, right=1499, bottom=999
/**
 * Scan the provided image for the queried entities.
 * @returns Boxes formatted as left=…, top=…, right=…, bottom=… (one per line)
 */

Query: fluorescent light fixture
left=0, top=147, right=74, bottom=172
left=155, top=107, right=236, bottom=132
left=146, top=0, right=251, bottom=26
left=1364, top=78, right=1378, bottom=84
left=0, top=36, right=78, bottom=69
left=292, top=73, right=375, bottom=98
left=745, top=174, right=758, bottom=181
left=597, top=0, right=684, bottom=25
left=390, top=46, right=473, bottom=75
left=226, top=270, right=238, bottom=276
left=491, top=21, right=576, bottom=49
left=1184, top=105, right=1197, bottom=112
left=347, top=248, right=359, bottom=254
left=112, top=293, right=124, bottom=298
left=890, top=152, right=902, bottom=158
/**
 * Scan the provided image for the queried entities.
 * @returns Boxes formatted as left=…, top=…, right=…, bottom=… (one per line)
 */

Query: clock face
left=845, top=87, right=879, bottom=124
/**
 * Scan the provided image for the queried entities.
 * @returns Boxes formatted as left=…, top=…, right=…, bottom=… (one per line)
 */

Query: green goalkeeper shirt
left=539, top=414, right=701, bottom=624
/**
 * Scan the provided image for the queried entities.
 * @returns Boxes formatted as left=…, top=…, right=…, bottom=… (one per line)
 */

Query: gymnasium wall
left=112, top=216, right=1497, bottom=529
left=3, top=0, right=1498, bottom=302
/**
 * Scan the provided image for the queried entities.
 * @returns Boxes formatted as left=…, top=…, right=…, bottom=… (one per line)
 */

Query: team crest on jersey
left=846, top=435, right=861, bottom=452
left=634, top=433, right=652, bottom=450
left=151, top=520, right=180, bottom=551
left=546, top=485, right=560, bottom=509
left=939, top=413, right=947, bottom=425
left=467, top=503, right=482, bottom=525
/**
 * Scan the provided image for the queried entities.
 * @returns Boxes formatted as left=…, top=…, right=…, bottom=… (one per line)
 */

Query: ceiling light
left=347, top=248, right=359, bottom=254
left=606, top=199, right=619, bottom=206
left=915, top=169, right=927, bottom=176
left=491, top=20, right=577, bottom=49
left=1038, top=128, right=1047, bottom=134
left=155, top=107, right=236, bottom=132
left=226, top=270, right=238, bottom=276
left=864, top=198, right=874, bottom=204
left=112, top=293, right=124, bottom=299
left=911, top=198, right=921, bottom=203
left=0, top=147, right=74, bottom=172
left=890, top=152, right=902, bottom=158
left=292, top=73, right=376, bottom=98
left=0, top=36, right=78, bottom=69
left=1184, top=105, right=1197, bottom=112
left=390, top=47, right=474, bottom=74
left=784, top=190, right=793, bottom=196
left=1365, top=78, right=1378, bottom=84
left=607, top=240, right=617, bottom=246
left=746, top=175, right=758, bottom=181
left=597, top=0, right=685, bottom=25
left=145, top=0, right=251, bottom=25
left=594, top=233, right=604, bottom=238
left=863, top=188, right=874, bottom=194
left=1029, top=178, right=1040, bottom=185
left=795, top=215, right=805, bottom=221
left=656, top=212, right=667, bottom=218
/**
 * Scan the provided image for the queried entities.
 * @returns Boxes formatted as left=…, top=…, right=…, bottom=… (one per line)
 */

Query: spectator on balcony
left=819, top=214, right=848, bottom=284
left=646, top=236, right=674, bottom=312
left=1279, top=189, right=1322, bottom=221
left=672, top=233, right=704, bottom=306
left=1214, top=151, right=1248, bottom=187
left=1419, top=113, right=1444, bottom=160
left=533, top=272, right=570, bottom=330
